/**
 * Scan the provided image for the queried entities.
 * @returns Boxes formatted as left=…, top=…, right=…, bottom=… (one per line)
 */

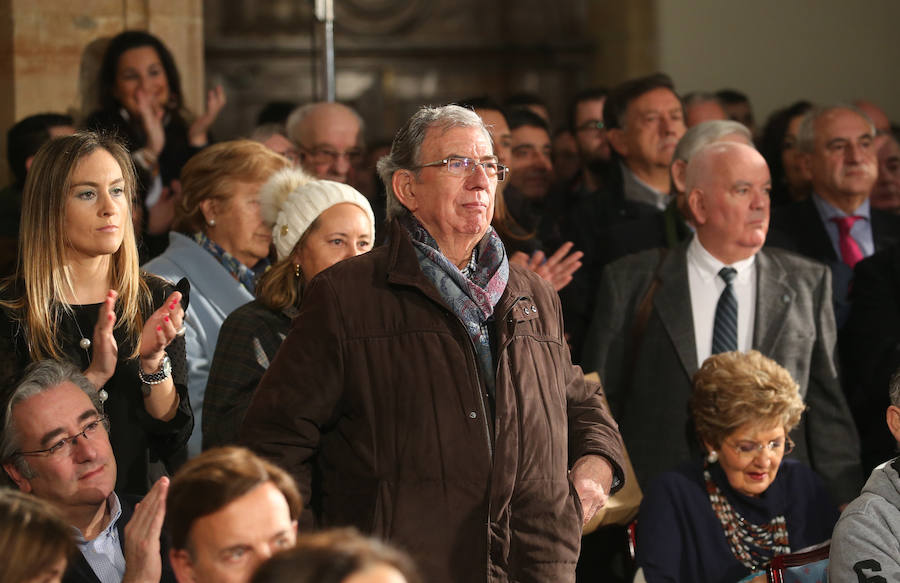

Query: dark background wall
left=204, top=0, right=615, bottom=141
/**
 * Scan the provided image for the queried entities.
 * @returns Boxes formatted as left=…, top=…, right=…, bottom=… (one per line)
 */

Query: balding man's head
left=796, top=106, right=877, bottom=212
left=853, top=100, right=891, bottom=136
left=286, top=102, right=364, bottom=183
left=687, top=142, right=771, bottom=264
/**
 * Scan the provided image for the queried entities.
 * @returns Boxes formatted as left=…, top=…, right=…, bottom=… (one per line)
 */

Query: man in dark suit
left=0, top=360, right=174, bottom=583
left=843, top=244, right=900, bottom=471
left=583, top=141, right=862, bottom=505
left=557, top=74, right=687, bottom=358
left=767, top=105, right=900, bottom=327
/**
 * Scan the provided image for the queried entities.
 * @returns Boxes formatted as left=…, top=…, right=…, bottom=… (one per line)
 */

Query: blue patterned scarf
left=400, top=213, right=509, bottom=395
left=193, top=232, right=270, bottom=294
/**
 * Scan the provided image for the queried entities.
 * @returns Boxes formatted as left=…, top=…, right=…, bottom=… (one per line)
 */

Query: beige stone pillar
left=586, top=0, right=659, bottom=86
left=0, top=0, right=203, bottom=185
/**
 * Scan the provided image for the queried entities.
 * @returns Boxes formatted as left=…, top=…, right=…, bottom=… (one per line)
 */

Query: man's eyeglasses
left=13, top=415, right=110, bottom=458
left=414, top=156, right=509, bottom=182
left=278, top=148, right=302, bottom=166
left=301, top=147, right=364, bottom=166
left=576, top=120, right=605, bottom=133
left=726, top=436, right=795, bottom=458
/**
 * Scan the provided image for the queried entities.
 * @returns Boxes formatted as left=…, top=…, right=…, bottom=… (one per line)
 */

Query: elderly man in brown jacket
left=241, top=104, right=625, bottom=583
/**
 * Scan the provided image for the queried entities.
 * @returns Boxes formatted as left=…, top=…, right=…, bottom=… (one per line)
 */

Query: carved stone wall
left=0, top=0, right=204, bottom=184
left=204, top=0, right=644, bottom=143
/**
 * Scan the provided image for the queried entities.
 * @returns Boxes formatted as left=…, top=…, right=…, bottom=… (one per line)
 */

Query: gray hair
left=673, top=120, right=753, bottom=164
left=377, top=104, right=492, bottom=220
left=1, top=360, right=101, bottom=480
left=795, top=104, right=876, bottom=154
left=249, top=123, right=287, bottom=143
left=682, top=91, right=723, bottom=108
left=890, top=367, right=900, bottom=408
left=285, top=102, right=366, bottom=147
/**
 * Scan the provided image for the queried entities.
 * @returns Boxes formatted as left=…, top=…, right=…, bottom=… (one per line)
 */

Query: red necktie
left=830, top=216, right=864, bottom=268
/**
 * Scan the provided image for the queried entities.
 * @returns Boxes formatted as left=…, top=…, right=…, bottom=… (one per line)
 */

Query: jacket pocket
left=368, top=480, right=394, bottom=539
left=568, top=478, right=584, bottom=526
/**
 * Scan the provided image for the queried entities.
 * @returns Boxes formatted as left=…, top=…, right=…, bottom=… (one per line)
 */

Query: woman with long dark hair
left=85, top=30, right=226, bottom=257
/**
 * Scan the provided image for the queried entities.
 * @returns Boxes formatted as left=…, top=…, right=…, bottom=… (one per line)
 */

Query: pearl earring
left=706, top=450, right=718, bottom=464
left=207, top=218, right=216, bottom=227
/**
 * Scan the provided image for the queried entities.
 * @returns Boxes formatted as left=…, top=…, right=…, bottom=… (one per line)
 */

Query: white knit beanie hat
left=258, top=167, right=376, bottom=260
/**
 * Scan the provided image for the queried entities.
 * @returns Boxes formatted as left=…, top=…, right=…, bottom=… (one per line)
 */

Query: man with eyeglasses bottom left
left=1, top=360, right=175, bottom=583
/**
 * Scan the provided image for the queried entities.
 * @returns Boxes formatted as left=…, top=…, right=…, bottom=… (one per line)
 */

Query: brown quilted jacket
left=242, top=220, right=625, bottom=583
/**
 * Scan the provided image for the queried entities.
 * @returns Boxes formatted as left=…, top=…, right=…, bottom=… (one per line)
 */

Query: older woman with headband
left=636, top=351, right=839, bottom=583
left=143, top=140, right=291, bottom=456
left=203, top=169, right=375, bottom=449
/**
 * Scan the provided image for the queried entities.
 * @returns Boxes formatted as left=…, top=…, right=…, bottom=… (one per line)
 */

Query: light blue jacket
left=143, top=232, right=253, bottom=457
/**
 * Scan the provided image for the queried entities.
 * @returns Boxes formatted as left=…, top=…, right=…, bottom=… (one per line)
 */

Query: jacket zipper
left=460, top=319, right=493, bottom=460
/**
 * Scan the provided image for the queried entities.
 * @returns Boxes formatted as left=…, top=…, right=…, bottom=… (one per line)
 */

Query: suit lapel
left=798, top=197, right=839, bottom=262
left=63, top=552, right=102, bottom=583
left=652, top=244, right=698, bottom=377
left=753, top=250, right=793, bottom=352
left=871, top=208, right=900, bottom=252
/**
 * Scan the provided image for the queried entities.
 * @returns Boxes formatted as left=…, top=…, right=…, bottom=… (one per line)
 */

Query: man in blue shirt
left=0, top=360, right=174, bottom=583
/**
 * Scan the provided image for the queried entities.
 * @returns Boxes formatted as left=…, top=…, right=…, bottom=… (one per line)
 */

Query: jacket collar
left=652, top=237, right=698, bottom=377
left=63, top=494, right=134, bottom=583
left=385, top=219, right=456, bottom=310
left=385, top=219, right=525, bottom=323
left=152, top=231, right=254, bottom=310
left=752, top=249, right=794, bottom=352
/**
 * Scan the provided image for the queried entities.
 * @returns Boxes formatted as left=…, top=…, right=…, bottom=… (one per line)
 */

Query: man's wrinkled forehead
left=686, top=142, right=764, bottom=190
left=420, top=123, right=494, bottom=159
left=304, top=109, right=361, bottom=146
left=814, top=109, right=875, bottom=143
left=11, top=382, right=99, bottom=444
left=627, top=87, right=680, bottom=113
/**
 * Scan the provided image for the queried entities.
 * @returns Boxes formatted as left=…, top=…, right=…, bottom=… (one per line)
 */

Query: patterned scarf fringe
left=704, top=468, right=790, bottom=571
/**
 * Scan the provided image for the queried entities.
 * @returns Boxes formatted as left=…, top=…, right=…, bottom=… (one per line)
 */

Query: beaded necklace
left=704, top=468, right=790, bottom=571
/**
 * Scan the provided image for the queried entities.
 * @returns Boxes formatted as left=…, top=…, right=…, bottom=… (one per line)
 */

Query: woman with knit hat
left=202, top=168, right=375, bottom=449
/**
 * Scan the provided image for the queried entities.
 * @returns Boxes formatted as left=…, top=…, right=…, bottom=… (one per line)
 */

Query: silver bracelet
left=138, top=354, right=172, bottom=392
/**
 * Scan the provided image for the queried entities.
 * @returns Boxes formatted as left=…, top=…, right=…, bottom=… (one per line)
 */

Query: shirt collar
left=620, top=161, right=669, bottom=210
left=72, top=492, right=122, bottom=544
left=687, top=235, right=756, bottom=283
left=460, top=246, right=479, bottom=280
left=811, top=192, right=871, bottom=220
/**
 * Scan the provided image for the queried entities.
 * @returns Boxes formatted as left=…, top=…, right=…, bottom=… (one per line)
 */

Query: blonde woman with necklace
left=0, top=132, right=191, bottom=496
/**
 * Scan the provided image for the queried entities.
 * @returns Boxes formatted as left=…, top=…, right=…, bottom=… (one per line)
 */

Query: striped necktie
left=712, top=267, right=738, bottom=354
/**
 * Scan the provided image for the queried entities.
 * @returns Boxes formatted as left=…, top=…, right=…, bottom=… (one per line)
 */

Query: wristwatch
left=139, top=354, right=172, bottom=396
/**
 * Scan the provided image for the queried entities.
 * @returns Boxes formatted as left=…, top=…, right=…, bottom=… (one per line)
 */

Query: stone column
left=586, top=0, right=659, bottom=86
left=0, top=0, right=203, bottom=185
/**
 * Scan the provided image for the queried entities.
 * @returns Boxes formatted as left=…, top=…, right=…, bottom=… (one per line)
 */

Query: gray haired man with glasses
left=243, top=103, right=625, bottom=583
left=285, top=101, right=364, bottom=185
left=1, top=360, right=176, bottom=583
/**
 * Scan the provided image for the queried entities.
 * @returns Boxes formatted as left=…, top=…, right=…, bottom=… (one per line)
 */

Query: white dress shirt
left=687, top=237, right=757, bottom=368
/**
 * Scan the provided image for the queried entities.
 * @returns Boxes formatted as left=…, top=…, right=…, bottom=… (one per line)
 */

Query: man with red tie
left=767, top=105, right=900, bottom=326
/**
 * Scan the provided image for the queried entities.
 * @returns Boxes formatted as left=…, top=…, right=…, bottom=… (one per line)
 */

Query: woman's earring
left=706, top=450, right=718, bottom=464
left=207, top=218, right=216, bottom=227
left=295, top=264, right=301, bottom=278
